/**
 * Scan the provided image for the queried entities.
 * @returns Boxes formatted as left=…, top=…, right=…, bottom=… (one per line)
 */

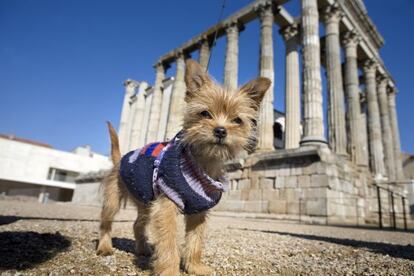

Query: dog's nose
left=213, top=127, right=227, bottom=139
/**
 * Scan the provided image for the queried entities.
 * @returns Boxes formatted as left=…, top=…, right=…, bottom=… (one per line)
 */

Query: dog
left=96, top=59, right=270, bottom=275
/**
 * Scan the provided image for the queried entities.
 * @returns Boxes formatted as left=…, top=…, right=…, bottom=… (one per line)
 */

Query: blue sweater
left=119, top=134, right=227, bottom=214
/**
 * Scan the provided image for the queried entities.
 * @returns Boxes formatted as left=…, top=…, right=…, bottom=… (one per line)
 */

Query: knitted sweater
left=119, top=133, right=228, bottom=214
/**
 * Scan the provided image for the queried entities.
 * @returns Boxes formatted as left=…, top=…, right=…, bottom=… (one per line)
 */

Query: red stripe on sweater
left=151, top=143, right=166, bottom=157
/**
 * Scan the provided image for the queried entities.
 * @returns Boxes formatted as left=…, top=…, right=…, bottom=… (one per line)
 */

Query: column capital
left=198, top=35, right=213, bottom=48
left=254, top=1, right=274, bottom=20
left=387, top=85, right=398, bottom=95
left=224, top=19, right=244, bottom=33
left=323, top=3, right=343, bottom=24
left=173, top=49, right=190, bottom=60
left=376, top=74, right=388, bottom=88
left=124, top=79, right=139, bottom=88
left=153, top=60, right=170, bottom=72
left=144, top=85, right=153, bottom=96
left=360, top=92, right=367, bottom=104
left=362, top=59, right=378, bottom=74
left=342, top=30, right=361, bottom=48
left=174, top=49, right=184, bottom=59
left=253, top=0, right=273, bottom=10
left=280, top=24, right=299, bottom=42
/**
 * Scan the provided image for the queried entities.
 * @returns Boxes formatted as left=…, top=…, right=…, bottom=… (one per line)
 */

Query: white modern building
left=0, top=134, right=112, bottom=202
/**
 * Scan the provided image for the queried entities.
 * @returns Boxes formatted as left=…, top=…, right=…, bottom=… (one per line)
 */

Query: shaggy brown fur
left=96, top=59, right=270, bottom=275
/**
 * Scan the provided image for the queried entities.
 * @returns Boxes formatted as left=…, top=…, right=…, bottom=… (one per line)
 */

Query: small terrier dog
left=97, top=59, right=270, bottom=275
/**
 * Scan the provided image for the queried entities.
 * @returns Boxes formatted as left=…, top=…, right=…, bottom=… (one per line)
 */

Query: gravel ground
left=0, top=199, right=413, bottom=275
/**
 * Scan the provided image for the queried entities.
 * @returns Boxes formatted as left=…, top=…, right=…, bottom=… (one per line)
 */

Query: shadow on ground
left=232, top=227, right=414, bottom=261
left=112, top=237, right=135, bottom=254
left=0, top=215, right=133, bottom=226
left=0, top=231, right=71, bottom=270
left=93, top=237, right=151, bottom=270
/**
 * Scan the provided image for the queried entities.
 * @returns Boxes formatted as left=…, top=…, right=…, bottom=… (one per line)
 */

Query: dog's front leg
left=183, top=212, right=213, bottom=275
left=149, top=196, right=180, bottom=276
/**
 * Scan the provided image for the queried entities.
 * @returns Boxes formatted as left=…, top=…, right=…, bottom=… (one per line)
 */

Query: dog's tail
left=107, top=121, right=121, bottom=164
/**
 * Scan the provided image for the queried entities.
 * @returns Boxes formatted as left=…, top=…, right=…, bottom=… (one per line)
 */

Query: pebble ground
left=0, top=198, right=413, bottom=275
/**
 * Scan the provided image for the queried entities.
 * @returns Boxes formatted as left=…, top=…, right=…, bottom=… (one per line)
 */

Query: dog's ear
left=239, top=77, right=271, bottom=110
left=185, top=59, right=211, bottom=101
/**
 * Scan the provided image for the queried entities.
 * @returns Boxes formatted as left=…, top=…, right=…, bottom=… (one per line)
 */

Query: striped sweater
left=119, top=132, right=228, bottom=214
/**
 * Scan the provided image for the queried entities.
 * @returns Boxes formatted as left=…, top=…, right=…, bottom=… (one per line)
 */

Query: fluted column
left=363, top=59, right=386, bottom=178
left=224, top=21, right=239, bottom=91
left=129, top=82, right=148, bottom=150
left=166, top=51, right=186, bottom=140
left=323, top=4, right=347, bottom=154
left=139, top=87, right=154, bottom=146
left=119, top=79, right=139, bottom=154
left=281, top=24, right=301, bottom=149
left=147, top=62, right=167, bottom=142
left=300, top=0, right=326, bottom=146
left=377, top=76, right=396, bottom=180
left=256, top=2, right=275, bottom=151
left=199, top=36, right=211, bottom=71
left=359, top=109, right=370, bottom=166
left=388, top=89, right=405, bottom=180
left=343, top=31, right=365, bottom=165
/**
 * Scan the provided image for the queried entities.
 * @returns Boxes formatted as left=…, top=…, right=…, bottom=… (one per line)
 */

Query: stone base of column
left=373, top=174, right=388, bottom=183
left=300, top=136, right=328, bottom=147
left=255, top=147, right=275, bottom=153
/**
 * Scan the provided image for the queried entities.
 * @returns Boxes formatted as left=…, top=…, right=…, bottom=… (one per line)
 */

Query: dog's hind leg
left=183, top=212, right=213, bottom=275
left=133, top=201, right=151, bottom=256
left=96, top=167, right=123, bottom=256
left=148, top=196, right=180, bottom=276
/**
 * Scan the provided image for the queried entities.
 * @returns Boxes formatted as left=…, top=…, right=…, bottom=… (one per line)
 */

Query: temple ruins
left=109, top=0, right=411, bottom=227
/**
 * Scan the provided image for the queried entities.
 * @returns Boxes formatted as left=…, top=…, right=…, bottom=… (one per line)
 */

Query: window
left=47, top=168, right=79, bottom=183
left=273, top=122, right=283, bottom=140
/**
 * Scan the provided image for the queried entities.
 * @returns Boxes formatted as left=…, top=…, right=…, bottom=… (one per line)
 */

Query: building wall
left=0, top=137, right=112, bottom=201
left=1, top=181, right=73, bottom=202
left=72, top=181, right=102, bottom=205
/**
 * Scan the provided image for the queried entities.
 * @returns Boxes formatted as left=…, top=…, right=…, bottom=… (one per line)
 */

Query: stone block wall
left=216, top=146, right=405, bottom=226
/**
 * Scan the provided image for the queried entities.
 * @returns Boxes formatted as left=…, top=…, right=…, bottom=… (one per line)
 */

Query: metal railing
left=297, top=188, right=410, bottom=231
left=375, top=185, right=408, bottom=231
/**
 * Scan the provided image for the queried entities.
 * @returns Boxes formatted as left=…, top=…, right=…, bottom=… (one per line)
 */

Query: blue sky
left=0, top=0, right=413, bottom=156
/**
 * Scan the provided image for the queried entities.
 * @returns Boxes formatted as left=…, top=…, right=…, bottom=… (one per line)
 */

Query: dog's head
left=181, top=59, right=271, bottom=161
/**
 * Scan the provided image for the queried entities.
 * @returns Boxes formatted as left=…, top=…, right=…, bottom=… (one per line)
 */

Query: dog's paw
left=185, top=263, right=214, bottom=275
left=135, top=241, right=152, bottom=257
left=154, top=267, right=180, bottom=276
left=96, top=243, right=114, bottom=256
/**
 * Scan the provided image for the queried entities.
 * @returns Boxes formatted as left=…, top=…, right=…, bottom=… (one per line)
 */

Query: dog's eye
left=232, top=117, right=243, bottom=125
left=200, top=110, right=212, bottom=119
left=251, top=119, right=257, bottom=127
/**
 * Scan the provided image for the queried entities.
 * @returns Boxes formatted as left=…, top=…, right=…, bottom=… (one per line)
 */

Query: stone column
left=157, top=78, right=174, bottom=141
left=224, top=20, right=239, bottom=91
left=300, top=0, right=326, bottom=146
left=281, top=24, right=301, bottom=149
left=256, top=2, right=275, bottom=151
left=129, top=82, right=148, bottom=150
left=199, top=36, right=211, bottom=71
left=139, top=87, right=153, bottom=146
left=377, top=76, right=396, bottom=180
left=359, top=110, right=370, bottom=166
left=166, top=51, right=186, bottom=140
left=363, top=59, right=386, bottom=178
left=343, top=31, right=365, bottom=165
left=323, top=4, right=347, bottom=155
left=388, top=89, right=405, bottom=180
left=119, top=79, right=139, bottom=154
left=146, top=62, right=167, bottom=142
